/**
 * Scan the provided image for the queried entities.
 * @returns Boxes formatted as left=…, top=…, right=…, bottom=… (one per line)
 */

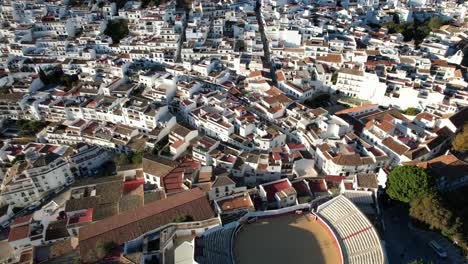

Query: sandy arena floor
left=234, top=213, right=341, bottom=264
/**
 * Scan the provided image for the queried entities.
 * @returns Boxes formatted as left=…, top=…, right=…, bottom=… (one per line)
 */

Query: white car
left=429, top=240, right=447, bottom=258
left=1, top=220, right=11, bottom=229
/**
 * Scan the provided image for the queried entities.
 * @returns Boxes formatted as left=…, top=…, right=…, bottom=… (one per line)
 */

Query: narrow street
left=382, top=203, right=465, bottom=264
left=174, top=10, right=188, bottom=63
left=255, top=0, right=276, bottom=85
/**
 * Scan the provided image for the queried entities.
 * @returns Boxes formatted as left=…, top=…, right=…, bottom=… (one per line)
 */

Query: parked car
left=1, top=220, right=11, bottom=229
left=429, top=240, right=447, bottom=258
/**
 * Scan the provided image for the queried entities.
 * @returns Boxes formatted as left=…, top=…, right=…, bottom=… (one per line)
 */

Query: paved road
left=382, top=203, right=465, bottom=264
left=255, top=0, right=276, bottom=85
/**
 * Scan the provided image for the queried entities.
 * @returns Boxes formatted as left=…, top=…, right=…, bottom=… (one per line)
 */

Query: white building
left=334, top=68, right=386, bottom=104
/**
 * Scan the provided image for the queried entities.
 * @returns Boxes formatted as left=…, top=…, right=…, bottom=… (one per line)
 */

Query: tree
left=304, top=93, right=330, bottom=108
left=12, top=207, right=23, bottom=214
left=331, top=73, right=338, bottom=85
left=130, top=150, right=144, bottom=164
left=173, top=214, right=194, bottom=223
left=104, top=19, right=129, bottom=44
left=383, top=17, right=448, bottom=45
left=60, top=74, right=79, bottom=89
left=38, top=68, right=49, bottom=84
left=114, top=153, right=129, bottom=166
left=410, top=191, right=454, bottom=231
left=452, top=124, right=468, bottom=153
left=38, top=67, right=79, bottom=89
left=407, top=259, right=432, bottom=264
left=409, top=192, right=468, bottom=254
left=95, top=240, right=118, bottom=259
left=17, top=120, right=49, bottom=137
left=404, top=107, right=421, bottom=116
left=11, top=154, right=25, bottom=164
left=0, top=88, right=10, bottom=95
left=386, top=165, right=433, bottom=203
left=392, top=13, right=400, bottom=24
left=427, top=17, right=448, bottom=30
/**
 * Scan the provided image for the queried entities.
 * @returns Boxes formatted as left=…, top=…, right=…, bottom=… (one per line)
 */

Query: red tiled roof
left=344, top=182, right=354, bottom=190
left=292, top=180, right=311, bottom=196
left=6, top=146, right=23, bottom=156
left=376, top=120, right=395, bottom=132
left=316, top=54, right=343, bottom=64
left=123, top=178, right=145, bottom=194
left=335, top=104, right=377, bottom=115
left=217, top=194, right=254, bottom=212
left=171, top=140, right=185, bottom=149
left=178, top=159, right=200, bottom=174
left=8, top=225, right=29, bottom=242
left=163, top=168, right=185, bottom=194
left=309, top=179, right=328, bottom=193
left=382, top=137, right=410, bottom=156
left=276, top=71, right=285, bottom=82
left=68, top=208, right=93, bottom=225
left=262, top=179, right=291, bottom=203
left=79, top=188, right=214, bottom=263
left=12, top=214, right=33, bottom=226
left=287, top=143, right=305, bottom=150
left=325, top=175, right=345, bottom=183
left=249, top=70, right=262, bottom=78
left=272, top=152, right=281, bottom=161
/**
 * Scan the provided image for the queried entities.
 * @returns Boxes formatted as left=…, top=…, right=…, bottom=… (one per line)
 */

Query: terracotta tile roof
left=11, top=214, right=33, bottom=226
left=211, top=176, right=235, bottom=188
left=8, top=225, right=29, bottom=242
left=405, top=154, right=467, bottom=184
left=404, top=146, right=429, bottom=160
left=325, top=175, right=345, bottom=183
left=249, top=70, right=262, bottom=78
left=338, top=67, right=364, bottom=76
left=357, top=173, right=378, bottom=189
left=216, top=193, right=254, bottom=212
left=366, top=50, right=381, bottom=56
left=415, top=112, right=435, bottom=122
left=142, top=155, right=176, bottom=178
left=119, top=188, right=144, bottom=213
left=309, top=179, right=328, bottom=193
left=424, top=135, right=448, bottom=150
left=316, top=54, right=343, bottom=64
left=45, top=220, right=69, bottom=241
left=435, top=126, right=454, bottom=138
left=344, top=182, right=354, bottom=190
left=449, top=107, right=468, bottom=129
left=332, top=153, right=363, bottom=166
left=376, top=120, right=395, bottom=133
left=171, top=139, right=185, bottom=149
left=292, top=179, right=311, bottom=196
left=123, top=178, right=145, bottom=194
left=276, top=71, right=285, bottom=82
left=261, top=179, right=292, bottom=203
left=335, top=104, right=377, bottom=115
left=144, top=189, right=166, bottom=205
left=79, top=188, right=214, bottom=263
left=162, top=168, right=185, bottom=194
left=381, top=137, right=410, bottom=156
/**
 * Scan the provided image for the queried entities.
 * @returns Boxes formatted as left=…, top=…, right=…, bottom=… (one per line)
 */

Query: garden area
left=386, top=165, right=468, bottom=255
left=333, top=93, right=371, bottom=107
left=3, top=119, right=49, bottom=138
left=383, top=17, right=449, bottom=45
left=303, top=93, right=331, bottom=108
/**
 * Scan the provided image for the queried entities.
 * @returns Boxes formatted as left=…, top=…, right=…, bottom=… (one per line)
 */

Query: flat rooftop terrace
left=234, top=213, right=341, bottom=264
